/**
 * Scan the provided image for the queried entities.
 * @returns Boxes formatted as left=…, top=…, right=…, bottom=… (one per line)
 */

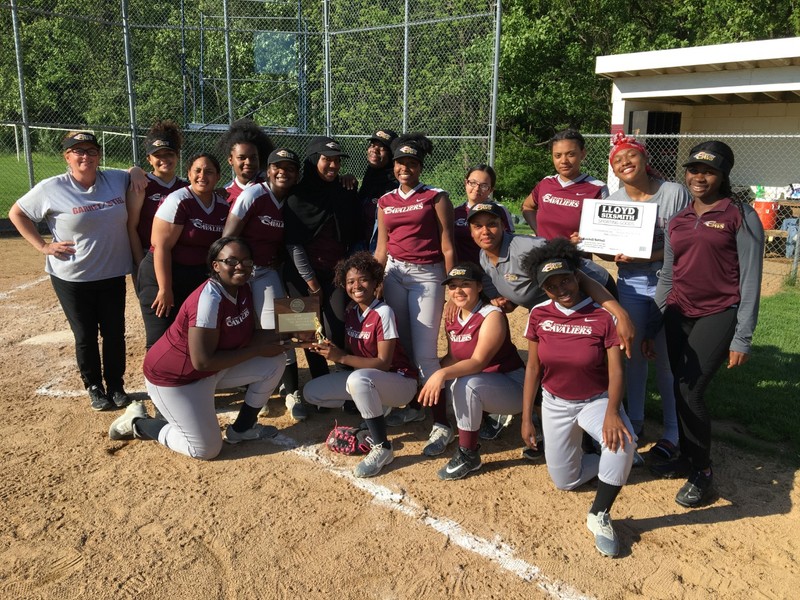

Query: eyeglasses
left=466, top=180, right=491, bottom=192
left=69, top=148, right=100, bottom=157
left=215, top=257, right=254, bottom=268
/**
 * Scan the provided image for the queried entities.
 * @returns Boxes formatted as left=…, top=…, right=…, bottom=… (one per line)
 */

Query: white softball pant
left=145, top=354, right=285, bottom=460
left=251, top=265, right=296, bottom=366
left=382, top=255, right=445, bottom=384
left=450, top=368, right=525, bottom=431
left=541, top=389, right=637, bottom=489
left=303, top=369, right=418, bottom=419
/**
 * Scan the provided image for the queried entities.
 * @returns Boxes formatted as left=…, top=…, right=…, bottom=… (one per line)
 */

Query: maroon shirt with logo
left=453, top=202, right=513, bottom=264
left=154, top=187, right=228, bottom=266
left=229, top=182, right=284, bottom=267
left=447, top=303, right=523, bottom=373
left=379, top=184, right=444, bottom=264
left=531, top=174, right=607, bottom=240
left=137, top=174, right=188, bottom=251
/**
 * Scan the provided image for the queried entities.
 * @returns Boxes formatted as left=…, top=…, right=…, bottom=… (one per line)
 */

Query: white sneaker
left=108, top=401, right=147, bottom=440
left=224, top=424, right=278, bottom=444
left=422, top=423, right=454, bottom=457
left=586, top=510, right=620, bottom=557
left=285, top=391, right=308, bottom=422
left=353, top=443, right=394, bottom=478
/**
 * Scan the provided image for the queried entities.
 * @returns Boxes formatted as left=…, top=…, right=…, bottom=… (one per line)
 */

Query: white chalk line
left=34, top=385, right=592, bottom=600
left=0, top=275, right=49, bottom=300
left=265, top=432, right=594, bottom=600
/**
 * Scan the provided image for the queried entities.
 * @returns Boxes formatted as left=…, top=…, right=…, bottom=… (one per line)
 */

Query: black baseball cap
left=62, top=132, right=100, bottom=151
left=268, top=147, right=301, bottom=166
left=442, top=263, right=484, bottom=286
left=145, top=138, right=178, bottom=156
left=392, top=143, right=423, bottom=162
left=536, top=259, right=576, bottom=287
left=466, top=202, right=505, bottom=222
left=369, top=129, right=398, bottom=149
left=682, top=140, right=734, bottom=176
left=306, top=136, right=349, bottom=158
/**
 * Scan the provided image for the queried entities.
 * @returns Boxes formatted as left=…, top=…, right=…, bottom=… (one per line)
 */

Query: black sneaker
left=108, top=388, right=131, bottom=409
left=521, top=441, right=545, bottom=461
left=438, top=446, right=482, bottom=481
left=88, top=384, right=112, bottom=412
left=675, top=469, right=714, bottom=508
left=649, top=456, right=691, bottom=479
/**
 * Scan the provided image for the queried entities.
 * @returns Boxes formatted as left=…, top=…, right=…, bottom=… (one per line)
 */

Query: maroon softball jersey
left=137, top=174, right=188, bottom=251
left=345, top=299, right=418, bottom=379
left=525, top=298, right=619, bottom=400
left=666, top=198, right=744, bottom=318
left=144, top=279, right=255, bottom=386
left=229, top=182, right=284, bottom=267
left=153, top=187, right=229, bottom=266
left=379, top=184, right=444, bottom=264
left=225, top=173, right=267, bottom=206
left=447, top=303, right=523, bottom=373
left=531, top=174, right=607, bottom=240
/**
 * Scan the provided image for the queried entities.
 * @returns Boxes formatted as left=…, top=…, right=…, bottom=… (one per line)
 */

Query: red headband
left=608, top=132, right=648, bottom=165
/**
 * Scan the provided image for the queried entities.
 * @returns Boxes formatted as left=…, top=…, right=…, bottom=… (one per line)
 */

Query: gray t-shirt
left=16, top=169, right=132, bottom=282
left=479, top=232, right=609, bottom=309
left=607, top=180, right=690, bottom=272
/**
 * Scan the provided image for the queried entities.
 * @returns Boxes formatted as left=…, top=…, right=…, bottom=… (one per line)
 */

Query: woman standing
left=126, top=120, right=188, bottom=272
left=217, top=119, right=275, bottom=206
left=521, top=238, right=636, bottom=558
left=283, top=136, right=362, bottom=420
left=453, top=165, right=513, bottom=264
left=606, top=133, right=690, bottom=458
left=418, top=263, right=525, bottom=476
left=647, top=141, right=763, bottom=508
left=137, top=153, right=228, bottom=348
left=9, top=131, right=142, bottom=411
left=303, top=252, right=418, bottom=478
left=521, top=129, right=608, bottom=238
left=222, top=147, right=302, bottom=416
left=109, top=237, right=286, bottom=459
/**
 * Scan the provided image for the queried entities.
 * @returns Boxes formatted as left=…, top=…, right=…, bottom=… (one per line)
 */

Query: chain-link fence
left=1, top=0, right=500, bottom=213
left=578, top=133, right=800, bottom=289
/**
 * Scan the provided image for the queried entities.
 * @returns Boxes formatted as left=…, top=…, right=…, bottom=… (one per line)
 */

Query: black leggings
left=664, top=307, right=737, bottom=471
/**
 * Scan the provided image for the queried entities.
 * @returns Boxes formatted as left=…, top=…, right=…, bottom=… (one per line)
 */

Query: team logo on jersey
left=346, top=326, right=371, bottom=340
left=541, top=261, right=564, bottom=273
left=455, top=218, right=468, bottom=227
left=398, top=145, right=417, bottom=155
left=383, top=203, right=423, bottom=214
left=226, top=307, right=250, bottom=327
left=147, top=193, right=163, bottom=203
left=704, top=221, right=725, bottom=230
left=542, top=193, right=580, bottom=207
left=449, top=332, right=473, bottom=343
left=504, top=273, right=519, bottom=282
left=539, top=319, right=592, bottom=335
left=258, top=215, right=284, bottom=228
left=189, top=218, right=223, bottom=232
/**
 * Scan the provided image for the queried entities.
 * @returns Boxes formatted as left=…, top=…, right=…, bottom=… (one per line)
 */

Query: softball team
left=605, top=133, right=691, bottom=458
left=521, top=238, right=636, bottom=557
left=303, top=252, right=419, bottom=477
left=647, top=141, right=763, bottom=508
left=374, top=133, right=456, bottom=449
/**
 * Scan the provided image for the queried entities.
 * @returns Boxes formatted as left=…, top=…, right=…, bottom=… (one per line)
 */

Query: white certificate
left=577, top=199, right=657, bottom=259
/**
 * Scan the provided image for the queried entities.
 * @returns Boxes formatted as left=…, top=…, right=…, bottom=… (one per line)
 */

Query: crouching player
left=521, top=238, right=636, bottom=557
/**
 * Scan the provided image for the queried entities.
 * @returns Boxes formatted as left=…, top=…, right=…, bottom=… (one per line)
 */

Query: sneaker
left=108, top=401, right=148, bottom=440
left=479, top=414, right=512, bottom=440
left=88, top=384, right=112, bottom=412
left=353, top=443, right=394, bottom=478
left=632, top=450, right=645, bottom=467
left=649, top=456, right=691, bottom=479
left=422, top=423, right=454, bottom=457
left=224, top=424, right=278, bottom=444
left=649, top=439, right=678, bottom=461
left=258, top=403, right=270, bottom=418
left=385, top=405, right=425, bottom=427
left=438, top=446, right=482, bottom=480
left=521, top=442, right=545, bottom=461
left=586, top=510, right=619, bottom=557
left=108, top=388, right=131, bottom=409
left=285, top=392, right=308, bottom=422
left=675, top=469, right=714, bottom=508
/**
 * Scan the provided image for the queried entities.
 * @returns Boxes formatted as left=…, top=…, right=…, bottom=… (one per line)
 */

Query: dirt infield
left=1, top=236, right=798, bottom=600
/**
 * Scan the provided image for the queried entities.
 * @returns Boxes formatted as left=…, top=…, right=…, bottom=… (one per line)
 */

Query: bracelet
left=309, top=287, right=322, bottom=295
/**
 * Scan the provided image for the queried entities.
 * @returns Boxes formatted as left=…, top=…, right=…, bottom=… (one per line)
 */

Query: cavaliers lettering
left=225, top=306, right=250, bottom=327
left=539, top=319, right=593, bottom=335
left=541, top=193, right=580, bottom=208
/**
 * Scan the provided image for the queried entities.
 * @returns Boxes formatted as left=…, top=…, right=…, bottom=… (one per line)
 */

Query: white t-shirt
left=16, top=169, right=132, bottom=282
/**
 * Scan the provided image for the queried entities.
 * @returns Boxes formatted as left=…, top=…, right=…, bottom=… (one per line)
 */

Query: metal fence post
left=121, top=0, right=139, bottom=161
left=488, top=0, right=502, bottom=167
left=10, top=0, right=34, bottom=187
left=402, top=0, right=409, bottom=133
left=223, top=0, right=234, bottom=124
left=323, top=0, right=332, bottom=136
